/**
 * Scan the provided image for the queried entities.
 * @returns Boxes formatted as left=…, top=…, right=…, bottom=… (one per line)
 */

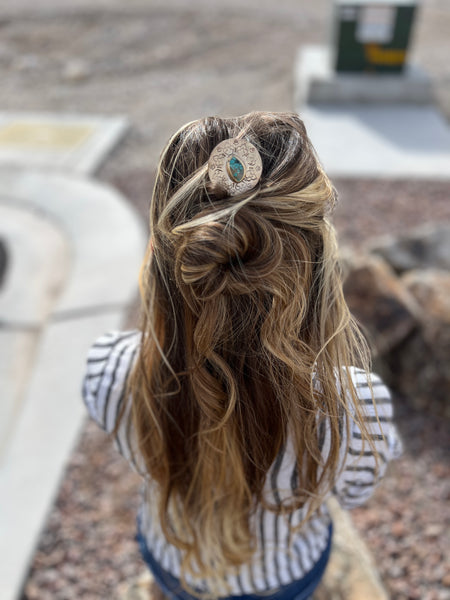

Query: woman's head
left=130, top=112, right=372, bottom=596
left=147, top=112, right=336, bottom=320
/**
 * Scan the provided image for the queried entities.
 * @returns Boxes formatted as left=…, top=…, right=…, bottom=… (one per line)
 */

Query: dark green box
left=333, top=0, right=418, bottom=73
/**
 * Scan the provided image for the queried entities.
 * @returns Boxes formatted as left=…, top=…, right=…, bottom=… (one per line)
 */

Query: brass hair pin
left=207, top=138, right=263, bottom=197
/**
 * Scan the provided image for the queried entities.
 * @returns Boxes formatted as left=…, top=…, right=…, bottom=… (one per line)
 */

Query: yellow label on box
left=0, top=122, right=94, bottom=149
left=364, top=44, right=406, bottom=67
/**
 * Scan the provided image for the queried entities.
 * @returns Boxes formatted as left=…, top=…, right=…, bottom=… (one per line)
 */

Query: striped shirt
left=82, top=330, right=402, bottom=595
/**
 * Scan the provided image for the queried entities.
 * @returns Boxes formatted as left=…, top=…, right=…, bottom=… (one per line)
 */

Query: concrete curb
left=0, top=113, right=128, bottom=175
left=0, top=203, right=70, bottom=458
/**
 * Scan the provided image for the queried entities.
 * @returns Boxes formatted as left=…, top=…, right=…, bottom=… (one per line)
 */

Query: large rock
left=342, top=254, right=420, bottom=356
left=402, top=269, right=450, bottom=326
left=370, top=224, right=450, bottom=274
left=342, top=251, right=449, bottom=416
left=385, top=269, right=450, bottom=416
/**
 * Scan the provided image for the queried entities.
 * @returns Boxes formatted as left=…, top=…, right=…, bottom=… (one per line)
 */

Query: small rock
left=432, top=565, right=447, bottom=581
left=424, top=524, right=442, bottom=538
left=24, top=582, right=40, bottom=599
left=431, top=464, right=448, bottom=478
left=391, top=521, right=407, bottom=539
left=388, top=564, right=404, bottom=578
left=62, top=59, right=91, bottom=82
left=14, top=53, right=40, bottom=71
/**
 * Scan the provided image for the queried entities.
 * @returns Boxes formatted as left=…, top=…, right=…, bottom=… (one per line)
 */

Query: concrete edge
left=295, top=45, right=435, bottom=107
left=0, top=113, right=129, bottom=175
left=0, top=203, right=71, bottom=458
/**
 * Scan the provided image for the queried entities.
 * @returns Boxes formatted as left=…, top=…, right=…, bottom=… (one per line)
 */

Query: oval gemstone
left=227, top=156, right=245, bottom=183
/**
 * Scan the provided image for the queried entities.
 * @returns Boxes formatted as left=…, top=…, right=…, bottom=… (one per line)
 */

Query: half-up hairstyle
left=127, top=111, right=376, bottom=594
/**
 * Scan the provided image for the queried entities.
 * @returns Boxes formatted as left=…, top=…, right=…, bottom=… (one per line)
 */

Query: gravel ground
left=352, top=400, right=450, bottom=600
left=1, top=1, right=448, bottom=598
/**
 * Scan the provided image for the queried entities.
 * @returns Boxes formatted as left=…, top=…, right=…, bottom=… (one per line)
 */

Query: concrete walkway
left=0, top=169, right=145, bottom=600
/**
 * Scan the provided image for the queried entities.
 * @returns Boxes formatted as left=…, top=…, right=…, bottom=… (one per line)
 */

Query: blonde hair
left=126, top=112, right=375, bottom=594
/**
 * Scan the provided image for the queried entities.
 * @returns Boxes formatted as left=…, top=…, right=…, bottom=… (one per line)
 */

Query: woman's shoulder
left=86, top=329, right=142, bottom=358
left=82, top=329, right=141, bottom=432
left=339, top=366, right=400, bottom=446
left=332, top=365, right=403, bottom=508
left=340, top=366, right=393, bottom=410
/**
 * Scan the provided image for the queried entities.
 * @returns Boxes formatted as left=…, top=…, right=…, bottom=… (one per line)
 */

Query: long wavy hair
left=126, top=112, right=376, bottom=593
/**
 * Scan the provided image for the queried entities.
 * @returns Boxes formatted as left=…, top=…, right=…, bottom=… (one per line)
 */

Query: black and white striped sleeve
left=82, top=330, right=144, bottom=471
left=333, top=368, right=403, bottom=509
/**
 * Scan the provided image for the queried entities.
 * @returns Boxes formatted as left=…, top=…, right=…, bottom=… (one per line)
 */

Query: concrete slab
left=0, top=312, right=126, bottom=600
left=294, top=45, right=450, bottom=179
left=0, top=330, right=40, bottom=458
left=0, top=170, right=146, bottom=600
left=0, top=203, right=70, bottom=325
left=0, top=203, right=70, bottom=459
left=298, top=103, right=450, bottom=179
left=296, top=46, right=434, bottom=106
left=0, top=170, right=145, bottom=313
left=0, top=113, right=128, bottom=175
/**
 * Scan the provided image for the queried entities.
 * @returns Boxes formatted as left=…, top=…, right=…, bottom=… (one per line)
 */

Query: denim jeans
left=136, top=521, right=332, bottom=600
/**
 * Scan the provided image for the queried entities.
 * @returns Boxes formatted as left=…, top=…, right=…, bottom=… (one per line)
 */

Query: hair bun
left=175, top=209, right=283, bottom=304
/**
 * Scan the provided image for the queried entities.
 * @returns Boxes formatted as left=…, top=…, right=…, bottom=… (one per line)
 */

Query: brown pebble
left=391, top=521, right=407, bottom=538
left=425, top=524, right=442, bottom=538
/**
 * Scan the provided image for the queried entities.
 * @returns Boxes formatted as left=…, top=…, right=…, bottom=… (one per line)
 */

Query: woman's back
left=83, top=335, right=401, bottom=596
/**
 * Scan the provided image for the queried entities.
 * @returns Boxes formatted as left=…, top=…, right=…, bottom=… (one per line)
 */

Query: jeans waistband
left=136, top=518, right=333, bottom=600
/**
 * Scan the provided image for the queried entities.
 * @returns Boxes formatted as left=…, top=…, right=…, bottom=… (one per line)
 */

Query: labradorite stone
left=228, top=156, right=245, bottom=182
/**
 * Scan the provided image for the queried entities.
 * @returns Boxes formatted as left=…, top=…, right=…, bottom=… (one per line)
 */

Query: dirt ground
left=1, top=1, right=449, bottom=599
